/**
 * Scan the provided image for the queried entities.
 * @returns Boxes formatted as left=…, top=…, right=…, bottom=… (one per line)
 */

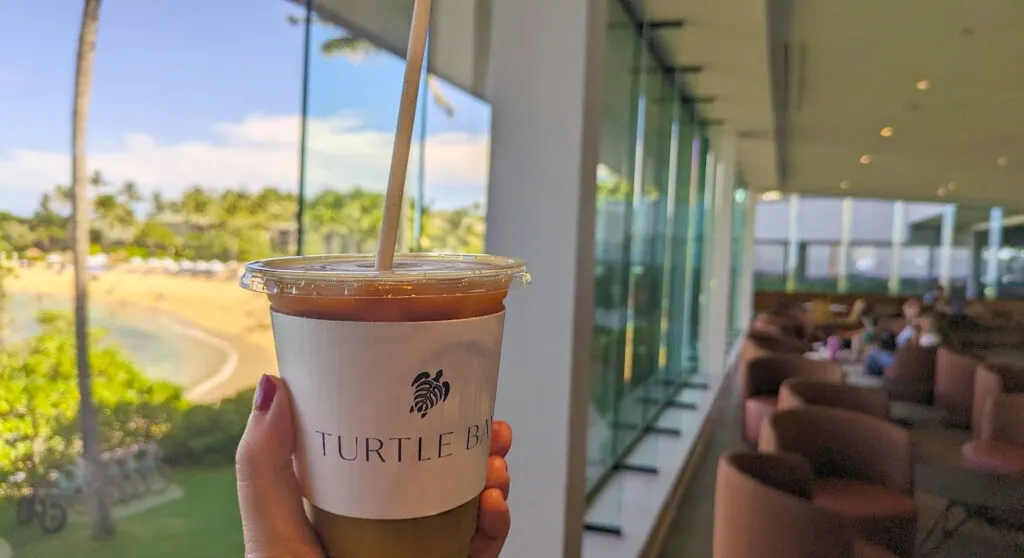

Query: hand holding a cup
left=237, top=375, right=512, bottom=558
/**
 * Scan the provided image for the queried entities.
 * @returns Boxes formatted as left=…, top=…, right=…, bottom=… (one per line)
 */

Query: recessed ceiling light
left=916, top=79, right=931, bottom=91
left=839, top=180, right=851, bottom=189
left=937, top=187, right=948, bottom=197
left=859, top=154, right=873, bottom=164
left=947, top=182, right=957, bottom=191
left=997, top=156, right=1009, bottom=166
left=880, top=127, right=894, bottom=137
left=761, top=190, right=783, bottom=202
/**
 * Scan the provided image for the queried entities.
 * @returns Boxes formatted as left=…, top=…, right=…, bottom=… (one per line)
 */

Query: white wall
left=484, top=0, right=607, bottom=556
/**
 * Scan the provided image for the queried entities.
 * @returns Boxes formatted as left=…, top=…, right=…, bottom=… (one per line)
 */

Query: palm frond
left=427, top=75, right=456, bottom=117
left=321, top=35, right=377, bottom=61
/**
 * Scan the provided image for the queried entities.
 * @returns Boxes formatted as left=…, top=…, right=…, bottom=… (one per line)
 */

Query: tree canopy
left=0, top=311, right=186, bottom=486
left=0, top=179, right=486, bottom=261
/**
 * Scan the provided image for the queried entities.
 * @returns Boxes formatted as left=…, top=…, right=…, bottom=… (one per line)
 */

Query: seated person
left=913, top=313, right=942, bottom=347
left=864, top=329, right=898, bottom=377
left=844, top=298, right=868, bottom=324
left=896, top=298, right=922, bottom=348
left=850, top=315, right=876, bottom=360
left=923, top=283, right=947, bottom=308
left=807, top=298, right=834, bottom=327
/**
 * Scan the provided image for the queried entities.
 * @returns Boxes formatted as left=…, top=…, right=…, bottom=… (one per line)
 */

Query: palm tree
left=71, top=0, right=116, bottom=539
left=289, top=15, right=456, bottom=116
left=179, top=186, right=214, bottom=229
left=119, top=180, right=142, bottom=214
left=150, top=191, right=166, bottom=217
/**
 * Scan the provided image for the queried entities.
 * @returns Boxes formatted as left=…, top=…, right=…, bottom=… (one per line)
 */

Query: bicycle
left=15, top=487, right=68, bottom=535
left=49, top=461, right=86, bottom=513
left=115, top=446, right=148, bottom=500
left=135, top=442, right=171, bottom=493
left=102, top=449, right=135, bottom=504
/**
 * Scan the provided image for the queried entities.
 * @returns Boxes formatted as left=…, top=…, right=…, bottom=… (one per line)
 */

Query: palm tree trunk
left=72, top=0, right=115, bottom=540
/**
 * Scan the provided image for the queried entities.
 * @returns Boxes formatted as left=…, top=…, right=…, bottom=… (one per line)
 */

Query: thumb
left=236, top=375, right=323, bottom=558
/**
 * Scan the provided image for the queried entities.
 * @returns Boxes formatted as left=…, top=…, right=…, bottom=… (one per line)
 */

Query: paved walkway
left=0, top=537, right=10, bottom=558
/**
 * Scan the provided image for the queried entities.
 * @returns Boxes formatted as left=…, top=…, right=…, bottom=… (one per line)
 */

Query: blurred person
left=922, top=283, right=945, bottom=307
left=850, top=315, right=876, bottom=361
left=864, top=329, right=898, bottom=377
left=896, top=298, right=922, bottom=348
left=807, top=298, right=834, bottom=326
left=914, top=313, right=942, bottom=347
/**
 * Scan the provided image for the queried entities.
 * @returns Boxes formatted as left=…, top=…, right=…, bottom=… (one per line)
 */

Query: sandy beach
left=6, top=266, right=277, bottom=403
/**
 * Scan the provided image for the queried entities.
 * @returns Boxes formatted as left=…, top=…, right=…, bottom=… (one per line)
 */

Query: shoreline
left=152, top=312, right=240, bottom=402
left=6, top=267, right=277, bottom=403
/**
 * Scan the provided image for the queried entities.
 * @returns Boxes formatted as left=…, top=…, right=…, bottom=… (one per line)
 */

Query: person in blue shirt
left=896, top=298, right=922, bottom=348
left=923, top=284, right=944, bottom=306
left=865, top=329, right=898, bottom=377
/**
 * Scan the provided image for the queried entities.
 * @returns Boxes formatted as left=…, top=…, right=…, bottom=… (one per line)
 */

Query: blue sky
left=0, top=0, right=492, bottom=215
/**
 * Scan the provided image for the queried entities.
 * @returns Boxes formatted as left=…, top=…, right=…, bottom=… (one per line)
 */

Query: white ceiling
left=783, top=0, right=1024, bottom=208
left=630, top=0, right=780, bottom=192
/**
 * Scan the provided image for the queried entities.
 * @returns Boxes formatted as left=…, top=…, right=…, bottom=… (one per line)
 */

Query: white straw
left=375, top=0, right=433, bottom=271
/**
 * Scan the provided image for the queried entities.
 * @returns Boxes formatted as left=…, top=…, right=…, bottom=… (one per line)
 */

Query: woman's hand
left=236, top=375, right=512, bottom=558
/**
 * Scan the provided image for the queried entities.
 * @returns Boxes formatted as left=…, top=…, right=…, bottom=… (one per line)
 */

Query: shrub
left=0, top=311, right=186, bottom=484
left=161, top=388, right=254, bottom=467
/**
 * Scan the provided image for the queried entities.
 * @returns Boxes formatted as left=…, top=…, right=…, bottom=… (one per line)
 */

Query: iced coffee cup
left=240, top=253, right=529, bottom=558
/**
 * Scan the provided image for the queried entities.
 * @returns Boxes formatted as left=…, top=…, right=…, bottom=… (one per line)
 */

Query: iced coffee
left=241, top=254, right=529, bottom=557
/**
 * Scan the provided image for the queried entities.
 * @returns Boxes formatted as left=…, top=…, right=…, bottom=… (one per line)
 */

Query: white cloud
left=0, top=112, right=490, bottom=211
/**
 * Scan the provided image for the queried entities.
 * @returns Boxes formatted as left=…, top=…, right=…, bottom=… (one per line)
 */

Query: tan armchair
left=883, top=345, right=937, bottom=405
left=737, top=330, right=810, bottom=383
left=751, top=312, right=806, bottom=340
left=759, top=407, right=917, bottom=557
left=962, top=393, right=1024, bottom=474
left=970, top=363, right=1024, bottom=437
left=741, top=355, right=843, bottom=447
left=713, top=452, right=896, bottom=558
left=779, top=378, right=890, bottom=420
left=934, top=346, right=981, bottom=428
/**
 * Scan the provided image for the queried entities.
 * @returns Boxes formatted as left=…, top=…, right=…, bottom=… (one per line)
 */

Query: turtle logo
left=410, top=370, right=451, bottom=418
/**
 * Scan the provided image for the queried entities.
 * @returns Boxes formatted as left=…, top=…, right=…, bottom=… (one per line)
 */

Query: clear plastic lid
left=240, top=253, right=530, bottom=297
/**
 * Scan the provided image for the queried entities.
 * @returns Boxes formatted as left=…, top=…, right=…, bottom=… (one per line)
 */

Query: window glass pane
left=587, top=0, right=639, bottom=490
left=663, top=109, right=699, bottom=385
left=753, top=195, right=790, bottom=291
left=752, top=196, right=1004, bottom=298
left=586, top=10, right=707, bottom=500
left=300, top=10, right=410, bottom=255
left=417, top=74, right=492, bottom=254
left=729, top=185, right=748, bottom=337
left=0, top=1, right=306, bottom=554
left=610, top=51, right=672, bottom=459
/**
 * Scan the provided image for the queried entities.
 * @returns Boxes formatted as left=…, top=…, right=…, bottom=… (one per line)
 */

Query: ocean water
left=4, top=292, right=227, bottom=388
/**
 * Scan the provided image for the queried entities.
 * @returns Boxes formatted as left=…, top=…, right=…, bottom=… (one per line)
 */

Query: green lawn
left=1, top=467, right=243, bottom=558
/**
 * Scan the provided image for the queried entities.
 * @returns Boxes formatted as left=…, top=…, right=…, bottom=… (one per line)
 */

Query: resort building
left=1, top=0, right=1023, bottom=557
left=300, top=2, right=1024, bottom=557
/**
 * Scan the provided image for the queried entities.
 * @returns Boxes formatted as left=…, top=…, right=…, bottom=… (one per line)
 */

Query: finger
left=490, top=421, right=512, bottom=458
left=236, top=375, right=323, bottom=558
left=485, top=456, right=510, bottom=500
left=468, top=488, right=511, bottom=558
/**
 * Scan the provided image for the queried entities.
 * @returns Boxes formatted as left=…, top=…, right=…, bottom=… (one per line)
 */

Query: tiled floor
left=657, top=366, right=1023, bottom=558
